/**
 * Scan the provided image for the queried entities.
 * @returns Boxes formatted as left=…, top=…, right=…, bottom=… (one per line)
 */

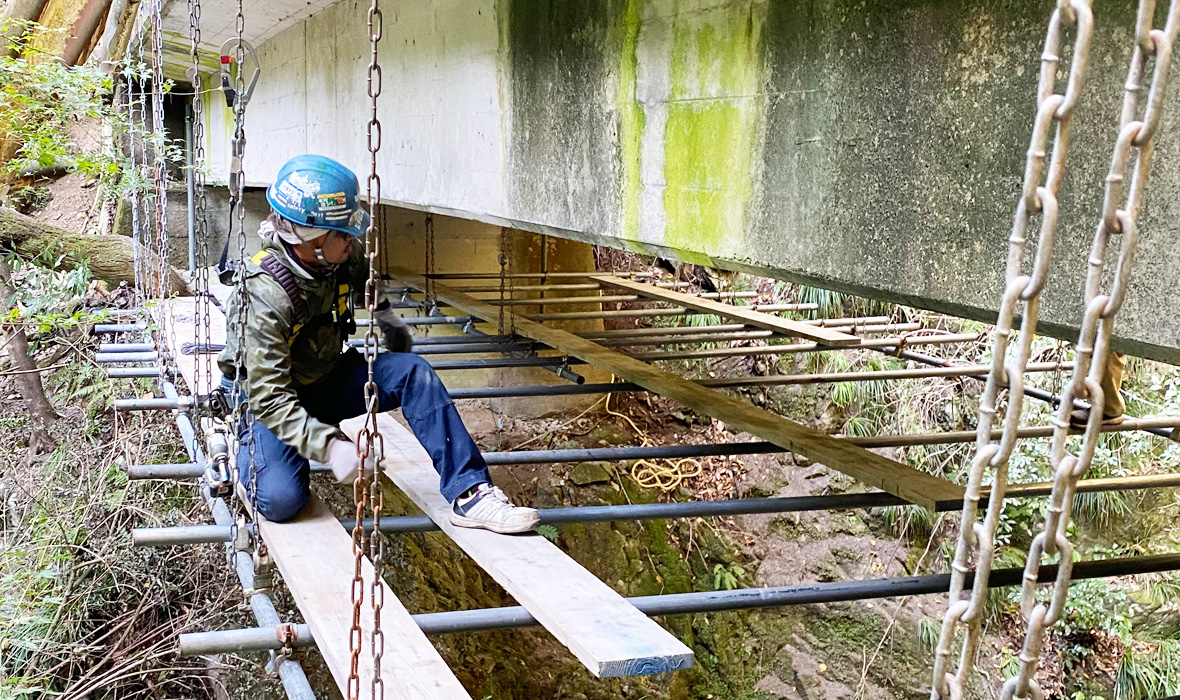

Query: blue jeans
left=222, top=349, right=491, bottom=522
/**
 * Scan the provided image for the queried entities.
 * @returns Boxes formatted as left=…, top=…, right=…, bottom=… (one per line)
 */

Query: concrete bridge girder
left=160, top=0, right=1180, bottom=363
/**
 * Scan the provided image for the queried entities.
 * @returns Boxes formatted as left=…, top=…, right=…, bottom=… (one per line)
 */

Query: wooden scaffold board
left=165, top=296, right=474, bottom=700
left=340, top=412, right=696, bottom=678
left=590, top=275, right=861, bottom=346
left=387, top=271, right=964, bottom=510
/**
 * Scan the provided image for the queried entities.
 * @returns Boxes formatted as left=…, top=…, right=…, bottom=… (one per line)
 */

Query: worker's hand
left=372, top=308, right=413, bottom=353
left=326, top=437, right=378, bottom=484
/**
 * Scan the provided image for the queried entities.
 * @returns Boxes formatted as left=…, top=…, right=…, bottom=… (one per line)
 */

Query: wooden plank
left=387, top=271, right=964, bottom=510
left=340, top=413, right=695, bottom=678
left=590, top=275, right=861, bottom=346
left=164, top=296, right=473, bottom=700
left=254, top=494, right=474, bottom=699
left=164, top=294, right=227, bottom=395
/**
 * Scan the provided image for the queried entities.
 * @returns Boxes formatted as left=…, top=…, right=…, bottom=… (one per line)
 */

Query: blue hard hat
left=265, top=154, right=371, bottom=237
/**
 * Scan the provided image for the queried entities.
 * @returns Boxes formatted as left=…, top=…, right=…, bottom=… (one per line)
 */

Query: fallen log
left=0, top=207, right=191, bottom=296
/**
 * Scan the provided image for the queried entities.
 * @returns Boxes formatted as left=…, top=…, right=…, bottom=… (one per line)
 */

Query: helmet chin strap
left=313, top=246, right=338, bottom=270
left=291, top=222, right=341, bottom=274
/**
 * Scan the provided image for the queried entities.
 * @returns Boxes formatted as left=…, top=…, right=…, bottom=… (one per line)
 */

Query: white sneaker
left=450, top=483, right=540, bottom=534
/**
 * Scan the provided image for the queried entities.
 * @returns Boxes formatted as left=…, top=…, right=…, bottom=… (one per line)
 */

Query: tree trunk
left=0, top=254, right=57, bottom=453
left=0, top=207, right=192, bottom=296
left=0, top=0, right=50, bottom=58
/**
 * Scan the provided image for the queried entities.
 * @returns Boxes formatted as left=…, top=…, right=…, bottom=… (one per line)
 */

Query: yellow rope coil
left=604, top=380, right=702, bottom=492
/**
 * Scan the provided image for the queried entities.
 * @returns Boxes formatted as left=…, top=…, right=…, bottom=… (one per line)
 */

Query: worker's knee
left=255, top=488, right=309, bottom=523
left=376, top=352, right=452, bottom=419
left=397, top=351, right=433, bottom=375
left=379, top=352, right=443, bottom=392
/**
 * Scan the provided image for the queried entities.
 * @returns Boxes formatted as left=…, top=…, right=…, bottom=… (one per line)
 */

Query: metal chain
left=125, top=42, right=145, bottom=319
left=139, top=39, right=152, bottom=324
left=149, top=0, right=177, bottom=382
left=930, top=3, right=1095, bottom=698
left=351, top=0, right=385, bottom=694
left=187, top=0, right=213, bottom=419
left=498, top=226, right=508, bottom=334
left=225, top=0, right=257, bottom=557
left=149, top=3, right=164, bottom=313
left=506, top=229, right=515, bottom=335
left=128, top=30, right=149, bottom=323
left=1001, top=3, right=1177, bottom=698
left=423, top=214, right=436, bottom=310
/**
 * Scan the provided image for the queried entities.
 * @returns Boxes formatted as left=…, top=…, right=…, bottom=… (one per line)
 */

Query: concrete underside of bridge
left=177, top=0, right=1180, bottom=363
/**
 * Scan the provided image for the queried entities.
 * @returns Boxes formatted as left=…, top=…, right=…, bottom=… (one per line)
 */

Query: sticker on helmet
left=349, top=208, right=366, bottom=229
left=276, top=180, right=304, bottom=208
left=316, top=191, right=349, bottom=211
left=286, top=172, right=321, bottom=197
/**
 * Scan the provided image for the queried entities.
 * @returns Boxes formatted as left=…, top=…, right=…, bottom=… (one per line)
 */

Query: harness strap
left=251, top=249, right=354, bottom=344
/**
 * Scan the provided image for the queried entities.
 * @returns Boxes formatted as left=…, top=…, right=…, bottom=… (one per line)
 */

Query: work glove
left=326, top=437, right=379, bottom=484
left=372, top=307, right=413, bottom=353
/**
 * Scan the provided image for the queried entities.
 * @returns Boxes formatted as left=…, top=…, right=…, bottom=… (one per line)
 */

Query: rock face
left=570, top=461, right=614, bottom=485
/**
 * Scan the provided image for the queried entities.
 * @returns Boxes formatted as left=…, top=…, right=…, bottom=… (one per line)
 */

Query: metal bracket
left=204, top=427, right=232, bottom=495
left=274, top=623, right=298, bottom=659
left=232, top=515, right=252, bottom=552
left=252, top=546, right=274, bottom=591
left=206, top=387, right=231, bottom=420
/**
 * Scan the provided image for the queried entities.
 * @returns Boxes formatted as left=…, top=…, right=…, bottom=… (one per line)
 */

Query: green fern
left=796, top=285, right=846, bottom=318
left=536, top=524, right=560, bottom=543
left=1145, top=576, right=1180, bottom=609
left=1118, top=640, right=1180, bottom=700
left=713, top=563, right=745, bottom=591
left=842, top=415, right=875, bottom=437
left=832, top=381, right=857, bottom=408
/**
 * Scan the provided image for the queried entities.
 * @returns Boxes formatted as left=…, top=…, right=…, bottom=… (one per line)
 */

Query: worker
left=216, top=154, right=540, bottom=533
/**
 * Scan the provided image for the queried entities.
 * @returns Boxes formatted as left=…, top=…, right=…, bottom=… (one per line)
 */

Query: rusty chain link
left=424, top=214, right=436, bottom=311
left=931, top=2, right=1094, bottom=698
left=999, top=3, right=1178, bottom=698
left=497, top=226, right=515, bottom=336
left=348, top=0, right=385, bottom=695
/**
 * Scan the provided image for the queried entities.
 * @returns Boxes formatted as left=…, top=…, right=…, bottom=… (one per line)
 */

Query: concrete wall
left=377, top=209, right=612, bottom=417
left=192, top=0, right=1180, bottom=363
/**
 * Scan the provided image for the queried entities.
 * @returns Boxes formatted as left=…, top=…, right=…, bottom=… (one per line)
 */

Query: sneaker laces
left=456, top=483, right=508, bottom=511
left=470, top=485, right=517, bottom=515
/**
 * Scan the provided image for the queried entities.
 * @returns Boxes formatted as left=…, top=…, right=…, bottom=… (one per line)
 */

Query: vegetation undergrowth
left=592, top=251, right=1180, bottom=699
left=0, top=262, right=271, bottom=699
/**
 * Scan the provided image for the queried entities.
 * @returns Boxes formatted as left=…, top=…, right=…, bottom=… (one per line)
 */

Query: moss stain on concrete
left=662, top=3, right=763, bottom=259
left=617, top=0, right=646, bottom=241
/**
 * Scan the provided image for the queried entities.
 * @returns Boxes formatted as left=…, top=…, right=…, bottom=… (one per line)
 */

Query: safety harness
left=251, top=249, right=355, bottom=345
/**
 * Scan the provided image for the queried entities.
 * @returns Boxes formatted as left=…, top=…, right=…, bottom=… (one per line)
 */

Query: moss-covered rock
left=570, top=461, right=614, bottom=485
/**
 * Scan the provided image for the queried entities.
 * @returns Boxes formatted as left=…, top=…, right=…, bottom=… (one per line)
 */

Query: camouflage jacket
left=217, top=238, right=367, bottom=462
